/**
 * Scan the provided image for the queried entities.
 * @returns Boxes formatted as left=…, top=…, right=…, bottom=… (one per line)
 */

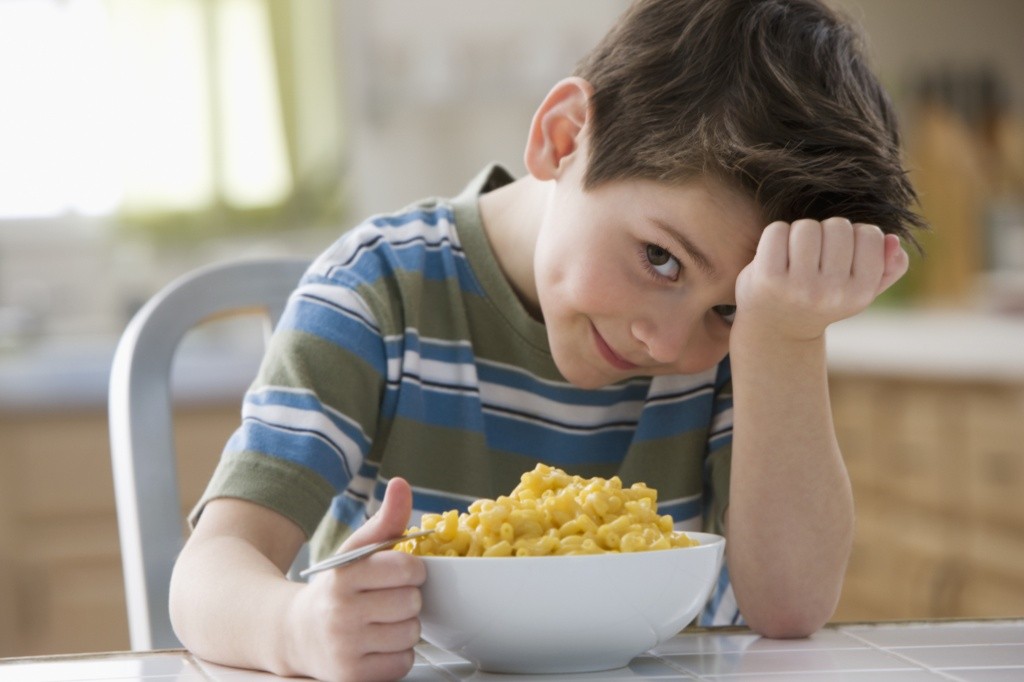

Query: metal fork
left=298, top=529, right=435, bottom=579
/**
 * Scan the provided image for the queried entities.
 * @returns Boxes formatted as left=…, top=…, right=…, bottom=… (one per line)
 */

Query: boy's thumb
left=337, top=477, right=413, bottom=552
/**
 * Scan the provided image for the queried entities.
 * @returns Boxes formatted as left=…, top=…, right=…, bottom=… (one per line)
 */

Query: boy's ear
left=524, top=77, right=593, bottom=181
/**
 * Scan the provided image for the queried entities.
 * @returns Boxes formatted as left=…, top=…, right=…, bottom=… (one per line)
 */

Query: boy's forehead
left=610, top=174, right=763, bottom=276
left=649, top=176, right=763, bottom=238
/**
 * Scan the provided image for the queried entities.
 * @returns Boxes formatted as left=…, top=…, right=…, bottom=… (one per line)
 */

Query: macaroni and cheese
left=396, top=463, right=698, bottom=557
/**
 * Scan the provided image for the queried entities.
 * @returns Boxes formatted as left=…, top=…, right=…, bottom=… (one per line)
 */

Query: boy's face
left=534, top=158, right=763, bottom=389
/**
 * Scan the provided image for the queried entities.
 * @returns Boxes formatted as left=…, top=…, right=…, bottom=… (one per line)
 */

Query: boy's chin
left=553, top=357, right=631, bottom=390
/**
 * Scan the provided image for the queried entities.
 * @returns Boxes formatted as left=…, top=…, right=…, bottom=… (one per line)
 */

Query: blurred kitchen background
left=2, top=0, right=1024, bottom=658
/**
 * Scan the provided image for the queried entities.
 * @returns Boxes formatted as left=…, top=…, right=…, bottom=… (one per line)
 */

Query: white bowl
left=417, top=531, right=725, bottom=674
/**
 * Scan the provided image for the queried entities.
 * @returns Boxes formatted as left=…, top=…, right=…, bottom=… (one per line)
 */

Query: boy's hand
left=290, top=478, right=425, bottom=682
left=733, top=217, right=908, bottom=342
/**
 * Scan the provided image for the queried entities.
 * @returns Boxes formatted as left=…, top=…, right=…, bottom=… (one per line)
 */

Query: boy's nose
left=630, top=313, right=693, bottom=366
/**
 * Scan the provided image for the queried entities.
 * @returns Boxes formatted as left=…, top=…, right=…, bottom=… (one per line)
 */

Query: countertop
left=826, top=308, right=1024, bottom=383
left=0, top=323, right=265, bottom=412
left=2, top=619, right=1022, bottom=681
left=3, top=308, right=1024, bottom=412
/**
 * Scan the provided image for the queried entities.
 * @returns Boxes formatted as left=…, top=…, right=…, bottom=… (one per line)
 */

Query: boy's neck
left=478, top=175, right=550, bottom=320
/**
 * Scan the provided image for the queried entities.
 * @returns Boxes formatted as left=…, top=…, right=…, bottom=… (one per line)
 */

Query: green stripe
left=190, top=451, right=336, bottom=539
left=256, top=330, right=384, bottom=436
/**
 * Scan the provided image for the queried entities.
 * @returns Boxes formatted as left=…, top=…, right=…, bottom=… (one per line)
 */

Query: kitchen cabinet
left=0, top=404, right=241, bottom=657
left=831, top=373, right=1024, bottom=622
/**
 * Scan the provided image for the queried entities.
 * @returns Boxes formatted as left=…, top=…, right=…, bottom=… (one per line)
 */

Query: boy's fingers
left=755, top=221, right=791, bottom=274
left=875, top=234, right=909, bottom=295
left=820, top=217, right=855, bottom=275
left=788, top=219, right=824, bottom=277
left=850, top=223, right=885, bottom=286
left=338, top=478, right=414, bottom=552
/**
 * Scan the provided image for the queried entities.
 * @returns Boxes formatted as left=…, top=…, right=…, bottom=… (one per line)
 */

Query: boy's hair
left=574, top=0, right=925, bottom=243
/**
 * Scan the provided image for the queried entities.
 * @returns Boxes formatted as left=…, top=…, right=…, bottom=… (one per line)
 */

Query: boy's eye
left=712, top=304, right=737, bottom=324
left=645, top=244, right=680, bottom=280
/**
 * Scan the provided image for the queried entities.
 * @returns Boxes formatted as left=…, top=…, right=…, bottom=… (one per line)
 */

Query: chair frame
left=108, top=256, right=309, bottom=650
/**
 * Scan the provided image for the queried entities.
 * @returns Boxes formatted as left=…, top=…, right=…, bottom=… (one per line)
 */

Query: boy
left=170, top=0, right=924, bottom=680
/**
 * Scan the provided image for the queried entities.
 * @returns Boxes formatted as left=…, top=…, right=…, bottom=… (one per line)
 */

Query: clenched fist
left=734, top=217, right=908, bottom=342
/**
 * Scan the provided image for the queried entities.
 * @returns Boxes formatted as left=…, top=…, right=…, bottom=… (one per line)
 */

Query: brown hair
left=574, top=0, right=925, bottom=244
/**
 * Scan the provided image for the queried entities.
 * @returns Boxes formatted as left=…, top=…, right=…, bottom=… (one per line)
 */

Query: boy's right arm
left=169, top=479, right=425, bottom=682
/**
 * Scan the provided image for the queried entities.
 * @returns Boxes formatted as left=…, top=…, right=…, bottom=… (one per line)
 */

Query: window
left=0, top=0, right=343, bottom=235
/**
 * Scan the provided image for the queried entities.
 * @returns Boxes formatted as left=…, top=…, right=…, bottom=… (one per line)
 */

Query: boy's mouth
left=590, top=323, right=638, bottom=371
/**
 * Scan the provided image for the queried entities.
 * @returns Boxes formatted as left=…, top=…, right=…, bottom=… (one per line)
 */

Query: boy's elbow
left=743, top=603, right=834, bottom=640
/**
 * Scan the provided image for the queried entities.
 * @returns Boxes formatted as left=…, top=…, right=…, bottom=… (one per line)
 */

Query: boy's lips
left=591, top=324, right=639, bottom=371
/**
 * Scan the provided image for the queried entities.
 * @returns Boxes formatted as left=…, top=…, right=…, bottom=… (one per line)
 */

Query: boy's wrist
left=263, top=580, right=310, bottom=679
left=728, top=317, right=827, bottom=363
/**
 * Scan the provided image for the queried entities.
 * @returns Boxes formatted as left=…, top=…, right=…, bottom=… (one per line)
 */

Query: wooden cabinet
left=0, top=404, right=241, bottom=657
left=831, top=373, right=1024, bottom=622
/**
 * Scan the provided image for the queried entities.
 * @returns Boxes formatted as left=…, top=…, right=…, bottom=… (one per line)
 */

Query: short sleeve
left=702, top=357, right=733, bottom=536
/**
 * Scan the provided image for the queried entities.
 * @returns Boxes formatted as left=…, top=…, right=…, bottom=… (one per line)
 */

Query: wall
left=834, top=0, right=1024, bottom=109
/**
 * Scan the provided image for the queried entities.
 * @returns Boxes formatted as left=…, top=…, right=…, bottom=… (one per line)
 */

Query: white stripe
left=248, top=386, right=373, bottom=446
left=672, top=516, right=703, bottom=532
left=384, top=333, right=478, bottom=388
left=375, top=214, right=455, bottom=246
left=317, top=215, right=456, bottom=270
left=711, top=406, right=734, bottom=432
left=648, top=370, right=718, bottom=398
left=350, top=481, right=478, bottom=531
left=709, top=582, right=740, bottom=626
left=243, top=401, right=363, bottom=479
left=397, top=374, right=478, bottom=397
left=648, top=385, right=715, bottom=407
left=479, top=357, right=648, bottom=393
left=402, top=352, right=479, bottom=389
left=660, top=492, right=703, bottom=508
left=344, top=474, right=378, bottom=506
left=480, top=380, right=644, bottom=428
left=296, top=282, right=377, bottom=327
left=314, top=224, right=382, bottom=271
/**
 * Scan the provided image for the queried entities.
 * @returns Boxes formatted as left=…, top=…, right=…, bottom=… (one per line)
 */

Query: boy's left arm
left=726, top=217, right=908, bottom=638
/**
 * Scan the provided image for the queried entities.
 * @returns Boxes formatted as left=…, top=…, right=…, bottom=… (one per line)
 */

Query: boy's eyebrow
left=652, top=218, right=718, bottom=279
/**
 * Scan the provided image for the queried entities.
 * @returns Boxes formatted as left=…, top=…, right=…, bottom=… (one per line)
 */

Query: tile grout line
left=646, top=649, right=711, bottom=680
left=838, top=629, right=967, bottom=681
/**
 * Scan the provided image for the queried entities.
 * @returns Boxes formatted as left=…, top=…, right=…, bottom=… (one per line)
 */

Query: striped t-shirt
left=192, top=164, right=740, bottom=626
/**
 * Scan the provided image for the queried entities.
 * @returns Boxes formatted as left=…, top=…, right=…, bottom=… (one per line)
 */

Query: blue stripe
left=385, top=239, right=464, bottom=281
left=715, top=355, right=732, bottom=387
left=700, top=561, right=733, bottom=626
left=329, top=493, right=370, bottom=531
left=478, top=361, right=650, bottom=406
left=335, top=233, right=485, bottom=297
left=484, top=411, right=634, bottom=465
left=229, top=420, right=352, bottom=490
left=369, top=206, right=455, bottom=229
left=281, top=298, right=387, bottom=376
left=392, top=378, right=486, bottom=431
left=633, top=395, right=715, bottom=441
left=410, top=488, right=474, bottom=515
left=453, top=255, right=486, bottom=297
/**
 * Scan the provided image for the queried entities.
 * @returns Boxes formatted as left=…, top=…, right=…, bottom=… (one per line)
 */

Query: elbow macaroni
left=396, top=463, right=699, bottom=557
